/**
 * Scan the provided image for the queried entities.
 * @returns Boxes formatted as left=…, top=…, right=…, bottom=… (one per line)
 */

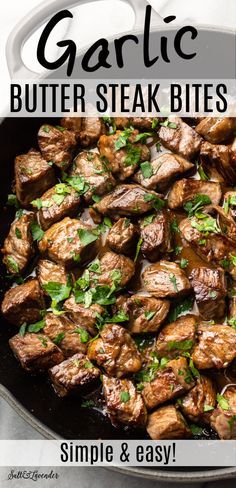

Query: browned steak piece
left=189, top=267, right=227, bottom=320
left=89, top=251, right=135, bottom=288
left=79, top=117, right=105, bottom=147
left=155, top=315, right=197, bottom=358
left=63, top=295, right=103, bottom=336
left=196, top=117, right=236, bottom=143
left=147, top=405, right=191, bottom=439
left=93, top=185, right=164, bottom=218
left=210, top=386, right=236, bottom=439
left=168, top=178, right=222, bottom=209
left=15, top=149, right=56, bottom=207
left=1, top=279, right=45, bottom=326
left=134, top=153, right=194, bottom=192
left=38, top=218, right=99, bottom=268
left=2, top=212, right=35, bottom=274
left=140, top=211, right=172, bottom=262
left=87, top=323, right=142, bottom=378
left=49, top=353, right=100, bottom=397
left=192, top=324, right=236, bottom=369
left=61, top=117, right=82, bottom=137
left=9, top=332, right=64, bottom=373
left=181, top=375, right=216, bottom=424
left=143, top=260, right=191, bottom=299
left=43, top=313, right=90, bottom=357
left=159, top=117, right=202, bottom=160
left=38, top=124, right=77, bottom=170
left=124, top=294, right=170, bottom=334
left=36, top=183, right=81, bottom=230
left=37, top=259, right=68, bottom=292
left=103, top=375, right=147, bottom=427
left=200, top=140, right=236, bottom=184
left=99, top=129, right=150, bottom=181
left=107, top=218, right=138, bottom=255
left=114, top=117, right=155, bottom=130
left=142, top=357, right=195, bottom=410
left=68, top=151, right=116, bottom=203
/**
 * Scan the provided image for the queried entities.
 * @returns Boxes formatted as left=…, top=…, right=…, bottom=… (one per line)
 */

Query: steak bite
left=49, top=353, right=100, bottom=397
left=142, top=357, right=195, bottom=410
left=189, top=267, right=227, bottom=320
left=143, top=260, right=191, bottom=299
left=79, top=117, right=105, bottom=147
left=107, top=218, right=138, bottom=255
left=1, top=279, right=45, bottom=326
left=168, top=179, right=222, bottom=210
left=147, top=405, right=191, bottom=439
left=87, top=323, right=142, bottom=377
left=196, top=117, right=236, bottom=143
left=200, top=140, right=236, bottom=184
left=9, top=332, right=64, bottom=373
left=63, top=295, right=103, bottom=336
left=15, top=149, right=56, bottom=207
left=90, top=251, right=135, bottom=288
left=61, top=117, right=82, bottom=137
left=92, top=184, right=164, bottom=218
left=155, top=315, right=197, bottom=359
left=38, top=217, right=99, bottom=268
left=114, top=117, right=155, bottom=130
left=210, top=386, right=236, bottom=439
left=68, top=151, right=116, bottom=203
left=43, top=313, right=90, bottom=357
left=99, top=129, right=150, bottom=181
left=37, top=259, right=68, bottom=291
left=38, top=124, right=77, bottom=170
left=140, top=211, right=172, bottom=262
left=192, top=324, right=236, bottom=370
left=103, top=375, right=147, bottom=427
left=2, top=212, right=35, bottom=275
left=134, top=153, right=194, bottom=192
left=37, top=184, right=81, bottom=230
left=125, top=294, right=170, bottom=334
left=159, top=117, right=202, bottom=160
left=181, top=375, right=216, bottom=424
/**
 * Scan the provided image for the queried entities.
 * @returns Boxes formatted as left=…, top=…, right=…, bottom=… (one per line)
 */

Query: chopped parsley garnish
left=77, top=228, right=98, bottom=246
left=228, top=316, right=236, bottom=330
left=160, top=120, right=177, bottom=129
left=120, top=391, right=131, bottom=403
left=66, top=175, right=89, bottom=195
left=190, top=424, right=203, bottom=436
left=103, top=216, right=112, bottom=228
left=191, top=216, right=221, bottom=234
left=7, top=194, right=19, bottom=208
left=203, top=404, right=214, bottom=412
left=124, top=145, right=141, bottom=166
left=134, top=237, right=143, bottom=262
left=143, top=193, right=165, bottom=211
left=53, top=332, right=65, bottom=345
left=15, top=227, right=22, bottom=239
left=168, top=297, right=194, bottom=322
left=142, top=214, right=155, bottom=227
left=144, top=311, right=156, bottom=321
left=6, top=256, right=19, bottom=274
left=170, top=217, right=180, bottom=234
left=108, top=311, right=129, bottom=323
left=114, top=128, right=133, bottom=151
left=217, top=393, right=229, bottom=410
left=38, top=336, right=48, bottom=347
left=167, top=339, right=194, bottom=352
left=81, top=400, right=96, bottom=408
left=184, top=194, right=212, bottom=217
left=169, top=273, right=178, bottom=292
left=74, top=328, right=89, bottom=343
left=19, top=323, right=27, bottom=337
left=30, top=222, right=44, bottom=242
left=197, top=164, right=209, bottom=181
left=140, top=161, right=153, bottom=179
left=43, top=281, right=71, bottom=306
left=180, top=258, right=188, bottom=269
left=28, top=319, right=46, bottom=333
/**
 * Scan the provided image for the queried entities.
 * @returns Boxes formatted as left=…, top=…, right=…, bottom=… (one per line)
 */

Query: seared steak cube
left=93, top=184, right=164, bottom=218
left=114, top=117, right=154, bottom=130
left=99, top=129, right=150, bottom=181
left=43, top=313, right=90, bottom=357
left=36, top=184, right=81, bottom=230
left=147, top=405, right=191, bottom=439
left=189, top=267, right=227, bottom=320
left=89, top=251, right=135, bottom=288
left=210, top=386, right=236, bottom=439
left=168, top=178, right=222, bottom=209
left=87, top=323, right=142, bottom=377
left=103, top=375, right=147, bottom=427
left=143, top=260, right=191, bottom=298
left=200, top=140, right=236, bottom=184
left=61, top=117, right=82, bottom=137
left=79, top=117, right=105, bottom=147
left=142, top=357, right=195, bottom=410
left=140, top=211, right=171, bottom=262
left=15, top=149, right=56, bottom=207
left=9, top=332, right=64, bottom=373
left=49, top=353, right=100, bottom=397
left=2, top=212, right=35, bottom=274
left=37, top=259, right=68, bottom=291
left=134, top=153, right=194, bottom=192
left=63, top=295, right=103, bottom=336
left=159, top=117, right=202, bottom=160
left=181, top=375, right=216, bottom=424
left=107, top=218, right=138, bottom=255
left=1, top=279, right=45, bottom=326
left=155, top=315, right=197, bottom=358
left=196, top=117, right=236, bottom=143
left=38, top=124, right=77, bottom=170
left=125, top=294, right=170, bottom=334
left=192, top=324, right=236, bottom=369
left=38, top=218, right=99, bottom=268
left=68, top=151, right=115, bottom=203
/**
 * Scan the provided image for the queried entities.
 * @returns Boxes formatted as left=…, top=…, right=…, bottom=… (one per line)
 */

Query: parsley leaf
left=77, top=229, right=98, bottom=246
left=168, top=297, right=194, bottom=323
left=140, top=161, right=153, bottom=179
left=217, top=393, right=229, bottom=410
left=28, top=319, right=46, bottom=333
left=169, top=273, right=178, bottom=292
left=53, top=332, right=65, bottom=345
left=184, top=194, right=212, bottom=217
left=43, top=281, right=71, bottom=305
left=6, top=256, right=19, bottom=274
left=30, top=222, right=44, bottom=242
left=74, top=328, right=89, bottom=343
left=120, top=391, right=131, bottom=403
left=134, top=237, right=143, bottom=262
left=15, top=227, right=22, bottom=239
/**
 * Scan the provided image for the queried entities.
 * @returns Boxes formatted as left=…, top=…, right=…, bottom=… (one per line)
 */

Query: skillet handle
left=6, top=0, right=163, bottom=79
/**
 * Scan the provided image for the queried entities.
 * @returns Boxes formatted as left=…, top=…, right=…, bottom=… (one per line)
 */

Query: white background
left=0, top=1, right=236, bottom=487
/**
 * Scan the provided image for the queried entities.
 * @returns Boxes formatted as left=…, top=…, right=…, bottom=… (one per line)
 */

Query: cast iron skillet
left=1, top=0, right=236, bottom=482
